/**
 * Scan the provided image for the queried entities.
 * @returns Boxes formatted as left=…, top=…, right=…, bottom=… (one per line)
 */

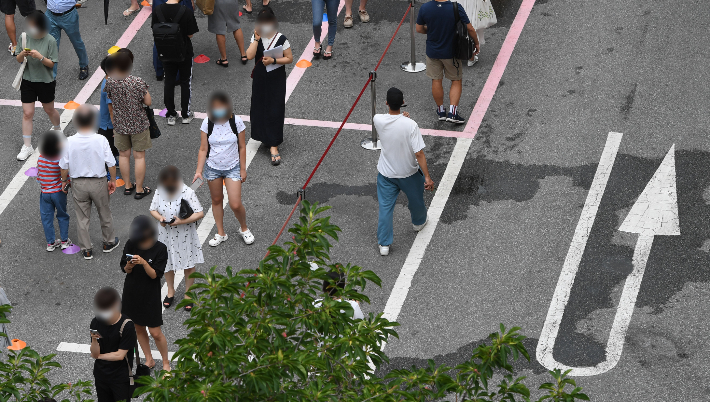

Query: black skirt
left=120, top=240, right=168, bottom=328
left=250, top=34, right=288, bottom=148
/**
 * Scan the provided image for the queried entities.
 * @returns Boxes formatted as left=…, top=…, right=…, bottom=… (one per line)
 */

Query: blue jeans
left=45, top=8, right=89, bottom=77
left=153, top=0, right=193, bottom=77
left=377, top=171, right=427, bottom=246
left=312, top=0, right=339, bottom=47
left=40, top=192, right=70, bottom=244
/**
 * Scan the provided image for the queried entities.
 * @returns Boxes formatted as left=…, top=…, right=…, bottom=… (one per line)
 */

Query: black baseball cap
left=386, top=87, right=407, bottom=109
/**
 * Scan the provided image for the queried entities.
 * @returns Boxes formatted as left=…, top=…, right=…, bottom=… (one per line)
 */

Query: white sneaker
left=17, top=145, right=33, bottom=161
left=208, top=233, right=228, bottom=247
left=47, top=239, right=60, bottom=252
left=413, top=217, right=428, bottom=232
left=182, top=111, right=194, bottom=124
left=238, top=229, right=255, bottom=245
left=379, top=245, right=390, bottom=256
left=468, top=56, right=479, bottom=67
left=167, top=116, right=177, bottom=126
left=8, top=43, right=15, bottom=55
left=61, top=238, right=71, bottom=250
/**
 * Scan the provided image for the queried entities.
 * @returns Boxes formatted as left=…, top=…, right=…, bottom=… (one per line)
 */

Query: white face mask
left=96, top=303, right=119, bottom=322
left=260, top=24, right=276, bottom=36
left=27, top=26, right=40, bottom=38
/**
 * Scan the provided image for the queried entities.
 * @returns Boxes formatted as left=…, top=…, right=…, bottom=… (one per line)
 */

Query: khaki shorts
left=425, top=57, right=463, bottom=81
left=114, top=129, right=152, bottom=152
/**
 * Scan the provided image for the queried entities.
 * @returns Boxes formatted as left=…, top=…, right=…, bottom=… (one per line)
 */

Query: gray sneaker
left=182, top=111, right=194, bottom=124
left=167, top=115, right=177, bottom=126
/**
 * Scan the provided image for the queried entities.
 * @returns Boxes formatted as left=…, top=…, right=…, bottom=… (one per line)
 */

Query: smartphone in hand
left=190, top=177, right=203, bottom=191
left=90, top=329, right=102, bottom=338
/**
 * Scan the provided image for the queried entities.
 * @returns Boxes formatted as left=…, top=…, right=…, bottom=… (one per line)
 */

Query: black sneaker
left=436, top=109, right=447, bottom=121
left=156, top=75, right=164, bottom=81
left=103, top=237, right=120, bottom=253
left=446, top=112, right=466, bottom=124
left=82, top=249, right=93, bottom=260
left=79, top=66, right=89, bottom=80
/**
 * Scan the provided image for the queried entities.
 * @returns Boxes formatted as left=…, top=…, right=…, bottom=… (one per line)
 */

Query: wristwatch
left=272, top=57, right=277, bottom=65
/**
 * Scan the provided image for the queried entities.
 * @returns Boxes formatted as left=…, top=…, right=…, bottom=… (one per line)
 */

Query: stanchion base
left=361, top=138, right=381, bottom=150
left=401, top=62, right=426, bottom=73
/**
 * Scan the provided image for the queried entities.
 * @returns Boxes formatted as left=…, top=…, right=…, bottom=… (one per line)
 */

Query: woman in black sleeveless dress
left=247, top=7, right=293, bottom=166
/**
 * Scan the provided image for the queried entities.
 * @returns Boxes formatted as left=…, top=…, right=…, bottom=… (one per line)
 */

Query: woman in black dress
left=120, top=215, right=171, bottom=372
left=247, top=7, right=293, bottom=166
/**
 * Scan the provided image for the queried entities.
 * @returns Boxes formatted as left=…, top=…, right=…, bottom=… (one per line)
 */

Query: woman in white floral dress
left=149, top=166, right=205, bottom=312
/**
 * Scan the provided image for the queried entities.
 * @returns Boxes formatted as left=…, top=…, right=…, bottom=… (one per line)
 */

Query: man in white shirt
left=60, top=105, right=119, bottom=260
left=373, top=88, right=435, bottom=256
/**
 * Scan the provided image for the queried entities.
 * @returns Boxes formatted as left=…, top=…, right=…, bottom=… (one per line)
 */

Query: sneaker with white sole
left=182, top=111, right=194, bottom=124
left=358, top=9, right=370, bottom=23
left=436, top=109, right=447, bottom=121
left=209, top=233, right=228, bottom=247
left=446, top=112, right=466, bottom=124
left=413, top=217, right=428, bottom=232
left=167, top=115, right=177, bottom=126
left=47, top=239, right=61, bottom=252
left=468, top=55, right=479, bottom=67
left=344, top=14, right=354, bottom=28
left=238, top=229, right=255, bottom=245
left=16, top=145, right=33, bottom=161
left=379, top=245, right=390, bottom=256
left=61, top=239, right=71, bottom=250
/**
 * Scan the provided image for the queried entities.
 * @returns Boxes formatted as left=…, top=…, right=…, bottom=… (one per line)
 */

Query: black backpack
left=452, top=3, right=474, bottom=61
left=207, top=116, right=240, bottom=158
left=153, top=4, right=186, bottom=62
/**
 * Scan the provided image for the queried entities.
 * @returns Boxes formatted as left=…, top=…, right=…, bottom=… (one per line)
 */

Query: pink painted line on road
left=461, top=0, right=536, bottom=139
left=73, top=7, right=152, bottom=104
left=285, top=0, right=345, bottom=102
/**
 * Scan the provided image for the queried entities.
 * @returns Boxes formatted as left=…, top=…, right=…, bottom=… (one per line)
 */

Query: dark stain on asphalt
left=527, top=108, right=537, bottom=116
left=575, top=66, right=584, bottom=75
left=620, top=83, right=638, bottom=119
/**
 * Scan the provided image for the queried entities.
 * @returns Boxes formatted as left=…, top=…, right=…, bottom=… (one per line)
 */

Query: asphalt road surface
left=1, top=0, right=709, bottom=400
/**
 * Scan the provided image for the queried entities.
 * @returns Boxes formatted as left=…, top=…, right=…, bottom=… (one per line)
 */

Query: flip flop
left=270, top=153, right=281, bottom=166
left=242, top=4, right=252, bottom=13
left=123, top=183, right=135, bottom=195
left=241, top=55, right=248, bottom=65
left=184, top=303, right=194, bottom=312
left=134, top=187, right=152, bottom=200
left=123, top=7, right=140, bottom=17
left=163, top=296, right=174, bottom=308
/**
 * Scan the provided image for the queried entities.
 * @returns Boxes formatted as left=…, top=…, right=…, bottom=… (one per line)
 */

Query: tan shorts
left=114, top=129, right=152, bottom=152
left=425, top=57, right=463, bottom=81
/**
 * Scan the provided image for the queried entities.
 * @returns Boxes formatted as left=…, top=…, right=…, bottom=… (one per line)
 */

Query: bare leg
left=133, top=150, right=146, bottom=193
left=359, top=0, right=368, bottom=11
left=148, top=327, right=171, bottom=371
left=449, top=80, right=462, bottom=106
left=165, top=270, right=175, bottom=298
left=216, top=34, right=227, bottom=61
left=135, top=325, right=155, bottom=368
left=183, top=267, right=196, bottom=299
left=21, top=103, right=35, bottom=147
left=431, top=79, right=444, bottom=107
left=233, top=29, right=246, bottom=58
left=345, top=0, right=353, bottom=16
left=207, top=178, right=226, bottom=236
left=130, top=0, right=140, bottom=10
left=119, top=149, right=133, bottom=190
left=243, top=0, right=252, bottom=12
left=5, top=14, right=16, bottom=48
left=224, top=178, right=248, bottom=232
left=41, top=102, right=61, bottom=127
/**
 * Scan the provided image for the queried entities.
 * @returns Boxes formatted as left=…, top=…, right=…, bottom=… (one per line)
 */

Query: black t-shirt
left=90, top=315, right=136, bottom=383
left=151, top=3, right=199, bottom=58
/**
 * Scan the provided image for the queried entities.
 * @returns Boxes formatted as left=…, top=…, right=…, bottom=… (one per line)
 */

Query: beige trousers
left=71, top=177, right=115, bottom=251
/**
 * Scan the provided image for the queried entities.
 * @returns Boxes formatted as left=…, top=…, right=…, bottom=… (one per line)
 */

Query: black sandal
left=134, top=187, right=152, bottom=200
left=216, top=59, right=229, bottom=67
left=270, top=153, right=281, bottom=166
left=241, top=55, right=248, bottom=65
left=163, top=296, right=174, bottom=308
left=313, top=45, right=322, bottom=59
left=184, top=303, right=194, bottom=312
left=323, top=49, right=333, bottom=60
left=123, top=183, right=135, bottom=195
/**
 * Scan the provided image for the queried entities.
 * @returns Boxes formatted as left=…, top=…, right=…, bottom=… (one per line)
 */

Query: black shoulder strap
left=453, top=1, right=461, bottom=25
left=275, top=34, right=287, bottom=48
left=155, top=4, right=167, bottom=23
left=174, top=5, right=186, bottom=24
left=229, top=116, right=239, bottom=135
left=207, top=119, right=215, bottom=135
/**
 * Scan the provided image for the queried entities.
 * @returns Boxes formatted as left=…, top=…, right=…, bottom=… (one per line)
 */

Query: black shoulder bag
left=119, top=318, right=151, bottom=397
left=452, top=3, right=475, bottom=62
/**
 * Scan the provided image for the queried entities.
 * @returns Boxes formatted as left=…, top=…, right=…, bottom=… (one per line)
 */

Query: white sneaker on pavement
left=468, top=56, right=479, bottom=67
left=209, top=233, right=228, bottom=247
left=413, top=217, right=428, bottom=232
left=182, top=111, right=194, bottom=124
left=344, top=15, right=354, bottom=28
left=238, top=229, right=255, bottom=245
left=17, top=145, right=33, bottom=161
left=379, top=245, right=390, bottom=256
left=61, top=238, right=71, bottom=250
left=47, top=239, right=60, bottom=252
left=167, top=115, right=177, bottom=126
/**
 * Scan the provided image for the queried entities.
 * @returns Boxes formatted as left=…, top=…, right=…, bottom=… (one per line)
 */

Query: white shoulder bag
left=12, top=33, right=27, bottom=91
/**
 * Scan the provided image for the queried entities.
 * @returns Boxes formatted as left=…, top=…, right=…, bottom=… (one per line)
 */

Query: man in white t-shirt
left=373, top=88, right=435, bottom=256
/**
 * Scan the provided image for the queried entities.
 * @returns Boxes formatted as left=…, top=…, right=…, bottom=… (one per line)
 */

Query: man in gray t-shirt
left=373, top=88, right=435, bottom=256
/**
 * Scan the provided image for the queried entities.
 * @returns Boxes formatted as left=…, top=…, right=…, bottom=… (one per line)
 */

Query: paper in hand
left=263, top=45, right=284, bottom=72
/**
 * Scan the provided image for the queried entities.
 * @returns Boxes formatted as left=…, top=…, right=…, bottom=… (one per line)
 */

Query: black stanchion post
left=401, top=0, right=426, bottom=73
left=297, top=188, right=306, bottom=216
left=361, top=71, right=381, bottom=150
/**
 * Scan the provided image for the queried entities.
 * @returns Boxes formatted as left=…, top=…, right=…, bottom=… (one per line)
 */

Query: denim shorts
left=204, top=163, right=241, bottom=181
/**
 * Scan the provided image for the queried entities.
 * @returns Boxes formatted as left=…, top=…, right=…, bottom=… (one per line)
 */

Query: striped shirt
left=37, top=155, right=63, bottom=193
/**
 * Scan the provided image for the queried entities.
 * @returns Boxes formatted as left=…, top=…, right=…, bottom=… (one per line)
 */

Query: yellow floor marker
left=108, top=46, right=120, bottom=55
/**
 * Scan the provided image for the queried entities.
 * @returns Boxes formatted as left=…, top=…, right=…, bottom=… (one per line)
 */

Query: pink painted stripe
left=285, top=0, right=345, bottom=102
left=461, top=0, right=536, bottom=139
left=73, top=7, right=152, bottom=104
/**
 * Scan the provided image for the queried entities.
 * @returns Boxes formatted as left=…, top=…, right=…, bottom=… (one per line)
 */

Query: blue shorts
left=204, top=164, right=241, bottom=181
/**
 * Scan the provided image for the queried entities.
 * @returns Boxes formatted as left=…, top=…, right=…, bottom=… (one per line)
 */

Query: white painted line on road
left=537, top=141, right=679, bottom=376
left=57, top=341, right=175, bottom=362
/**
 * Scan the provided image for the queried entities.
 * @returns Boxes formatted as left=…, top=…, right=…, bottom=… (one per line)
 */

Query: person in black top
left=151, top=0, right=199, bottom=126
left=90, top=287, right=137, bottom=402
left=120, top=215, right=170, bottom=372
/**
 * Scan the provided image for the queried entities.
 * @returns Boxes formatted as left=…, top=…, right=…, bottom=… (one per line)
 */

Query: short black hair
left=39, top=131, right=62, bottom=158
left=256, top=6, right=277, bottom=23
left=72, top=106, right=96, bottom=128
left=208, top=91, right=233, bottom=121
left=100, top=55, right=114, bottom=74
left=94, top=287, right=120, bottom=310
left=116, top=47, right=134, bottom=62
left=322, top=271, right=346, bottom=297
left=158, top=165, right=181, bottom=185
left=112, top=51, right=133, bottom=73
left=26, top=10, right=47, bottom=32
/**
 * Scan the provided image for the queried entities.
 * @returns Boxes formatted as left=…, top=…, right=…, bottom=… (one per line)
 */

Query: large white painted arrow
left=537, top=136, right=679, bottom=376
